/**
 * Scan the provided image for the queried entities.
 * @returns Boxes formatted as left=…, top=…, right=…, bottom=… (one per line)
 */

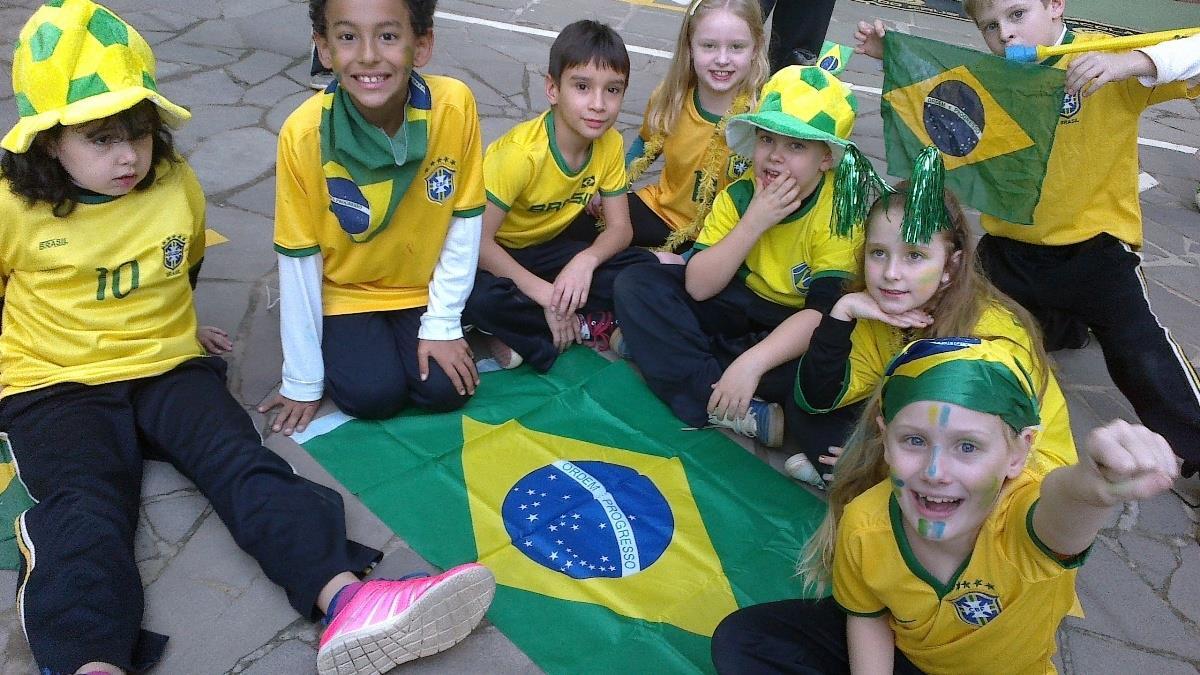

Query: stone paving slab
left=1, top=0, right=1198, bottom=672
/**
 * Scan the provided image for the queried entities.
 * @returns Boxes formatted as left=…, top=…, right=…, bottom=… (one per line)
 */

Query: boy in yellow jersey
left=0, top=2, right=494, bottom=673
left=262, top=0, right=486, bottom=434
left=463, top=20, right=657, bottom=372
left=614, top=66, right=873, bottom=448
left=856, top=0, right=1200, bottom=475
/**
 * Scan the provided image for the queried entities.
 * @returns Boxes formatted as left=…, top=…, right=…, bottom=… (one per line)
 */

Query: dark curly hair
left=309, top=0, right=437, bottom=38
left=0, top=100, right=178, bottom=217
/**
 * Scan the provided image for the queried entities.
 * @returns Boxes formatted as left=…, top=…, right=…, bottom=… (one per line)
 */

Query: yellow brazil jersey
left=834, top=472, right=1083, bottom=675
left=796, top=302, right=1076, bottom=473
left=0, top=160, right=206, bottom=397
left=634, top=88, right=750, bottom=232
left=274, top=75, right=486, bottom=315
left=982, top=32, right=1200, bottom=247
left=486, top=110, right=627, bottom=249
left=693, top=175, right=859, bottom=309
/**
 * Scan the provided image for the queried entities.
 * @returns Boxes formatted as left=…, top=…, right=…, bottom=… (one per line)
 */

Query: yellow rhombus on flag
left=883, top=64, right=1036, bottom=172
left=462, top=417, right=737, bottom=637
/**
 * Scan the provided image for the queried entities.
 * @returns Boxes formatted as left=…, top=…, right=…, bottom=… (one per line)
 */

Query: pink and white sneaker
left=317, top=563, right=496, bottom=675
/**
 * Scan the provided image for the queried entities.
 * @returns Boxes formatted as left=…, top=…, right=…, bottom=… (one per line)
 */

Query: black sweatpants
left=613, top=263, right=798, bottom=428
left=464, top=233, right=657, bottom=372
left=322, top=307, right=470, bottom=419
left=758, top=0, right=839, bottom=73
left=0, top=357, right=380, bottom=673
left=784, top=400, right=866, bottom=469
left=561, top=192, right=684, bottom=252
left=978, top=233, right=1200, bottom=473
left=711, top=597, right=924, bottom=674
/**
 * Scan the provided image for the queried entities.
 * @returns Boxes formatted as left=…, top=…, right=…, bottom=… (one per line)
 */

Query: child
left=614, top=65, right=882, bottom=447
left=711, top=337, right=1178, bottom=674
left=574, top=0, right=769, bottom=253
left=0, top=2, right=494, bottom=673
left=463, top=20, right=657, bottom=372
left=261, top=0, right=485, bottom=435
left=855, top=1, right=1200, bottom=476
left=787, top=148, right=1076, bottom=485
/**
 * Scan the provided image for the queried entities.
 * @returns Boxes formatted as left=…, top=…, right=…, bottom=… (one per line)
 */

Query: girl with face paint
left=784, top=147, right=1076, bottom=488
left=711, top=337, right=1179, bottom=675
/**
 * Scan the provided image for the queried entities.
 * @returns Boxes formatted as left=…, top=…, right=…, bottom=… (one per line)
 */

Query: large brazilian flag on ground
left=0, top=434, right=34, bottom=570
left=881, top=32, right=1065, bottom=225
left=300, top=349, right=825, bottom=673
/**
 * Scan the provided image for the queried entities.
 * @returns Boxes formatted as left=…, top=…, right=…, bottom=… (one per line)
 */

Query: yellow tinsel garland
left=624, top=90, right=753, bottom=252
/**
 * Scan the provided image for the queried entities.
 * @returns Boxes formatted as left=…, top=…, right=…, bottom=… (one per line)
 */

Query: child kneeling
left=0, top=2, right=493, bottom=673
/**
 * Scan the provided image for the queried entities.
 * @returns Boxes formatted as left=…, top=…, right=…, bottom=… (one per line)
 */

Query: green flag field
left=299, top=348, right=826, bottom=673
left=881, top=32, right=1066, bottom=225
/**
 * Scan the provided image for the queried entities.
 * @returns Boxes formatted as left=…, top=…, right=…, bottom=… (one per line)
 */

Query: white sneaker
left=784, top=453, right=825, bottom=488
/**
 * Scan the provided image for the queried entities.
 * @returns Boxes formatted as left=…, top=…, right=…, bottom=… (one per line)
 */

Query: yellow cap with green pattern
left=2, top=0, right=190, bottom=153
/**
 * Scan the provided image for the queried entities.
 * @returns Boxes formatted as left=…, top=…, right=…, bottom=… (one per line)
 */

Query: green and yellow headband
left=3, top=0, right=190, bottom=153
left=881, top=337, right=1040, bottom=433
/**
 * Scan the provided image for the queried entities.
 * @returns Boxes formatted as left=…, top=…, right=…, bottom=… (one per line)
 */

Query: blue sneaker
left=707, top=399, right=784, bottom=447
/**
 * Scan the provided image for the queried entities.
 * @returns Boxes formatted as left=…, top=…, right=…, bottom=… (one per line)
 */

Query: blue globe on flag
left=502, top=460, right=674, bottom=580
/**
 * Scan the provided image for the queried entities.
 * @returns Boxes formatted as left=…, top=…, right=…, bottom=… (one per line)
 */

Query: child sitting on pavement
left=712, top=337, right=1178, bottom=673
left=0, top=2, right=494, bottom=674
left=261, top=0, right=486, bottom=435
left=787, top=148, right=1076, bottom=486
left=614, top=65, right=883, bottom=448
left=855, top=0, right=1200, bottom=475
left=463, top=20, right=658, bottom=372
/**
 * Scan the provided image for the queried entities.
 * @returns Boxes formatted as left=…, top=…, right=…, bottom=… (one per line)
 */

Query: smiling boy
left=463, top=20, right=657, bottom=372
left=263, top=0, right=486, bottom=434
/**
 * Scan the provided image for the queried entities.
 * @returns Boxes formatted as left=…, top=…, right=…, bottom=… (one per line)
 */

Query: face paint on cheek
left=917, top=518, right=946, bottom=539
left=890, top=473, right=905, bottom=498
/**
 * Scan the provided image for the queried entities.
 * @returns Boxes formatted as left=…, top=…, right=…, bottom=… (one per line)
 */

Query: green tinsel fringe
left=832, top=145, right=893, bottom=238
left=901, top=146, right=949, bottom=244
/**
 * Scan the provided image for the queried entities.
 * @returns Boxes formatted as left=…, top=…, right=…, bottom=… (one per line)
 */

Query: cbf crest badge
left=425, top=156, right=457, bottom=204
left=791, top=262, right=812, bottom=296
left=161, top=235, right=187, bottom=276
left=1060, top=91, right=1082, bottom=120
left=952, top=591, right=1002, bottom=627
left=727, top=154, right=750, bottom=181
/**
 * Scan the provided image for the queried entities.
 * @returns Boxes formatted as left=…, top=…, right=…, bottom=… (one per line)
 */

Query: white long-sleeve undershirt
left=277, top=213, right=482, bottom=401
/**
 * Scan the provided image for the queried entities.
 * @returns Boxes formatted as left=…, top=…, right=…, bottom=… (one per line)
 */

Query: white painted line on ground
left=434, top=10, right=1197, bottom=155
left=290, top=411, right=355, bottom=444
left=435, top=11, right=672, bottom=58
left=1139, top=171, right=1160, bottom=192
left=1137, top=137, right=1199, bottom=154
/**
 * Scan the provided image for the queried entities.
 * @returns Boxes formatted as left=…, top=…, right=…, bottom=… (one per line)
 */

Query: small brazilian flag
left=817, top=40, right=853, bottom=75
left=0, top=433, right=34, bottom=571
left=881, top=32, right=1065, bottom=225
left=299, top=349, right=825, bottom=673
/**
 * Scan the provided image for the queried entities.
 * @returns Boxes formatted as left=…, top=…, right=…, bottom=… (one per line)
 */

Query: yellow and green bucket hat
left=725, top=65, right=858, bottom=162
left=2, top=0, right=190, bottom=153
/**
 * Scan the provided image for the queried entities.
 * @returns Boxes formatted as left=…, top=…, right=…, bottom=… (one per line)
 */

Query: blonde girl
left=575, top=0, right=769, bottom=252
left=712, top=337, right=1178, bottom=674
left=784, top=148, right=1076, bottom=485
